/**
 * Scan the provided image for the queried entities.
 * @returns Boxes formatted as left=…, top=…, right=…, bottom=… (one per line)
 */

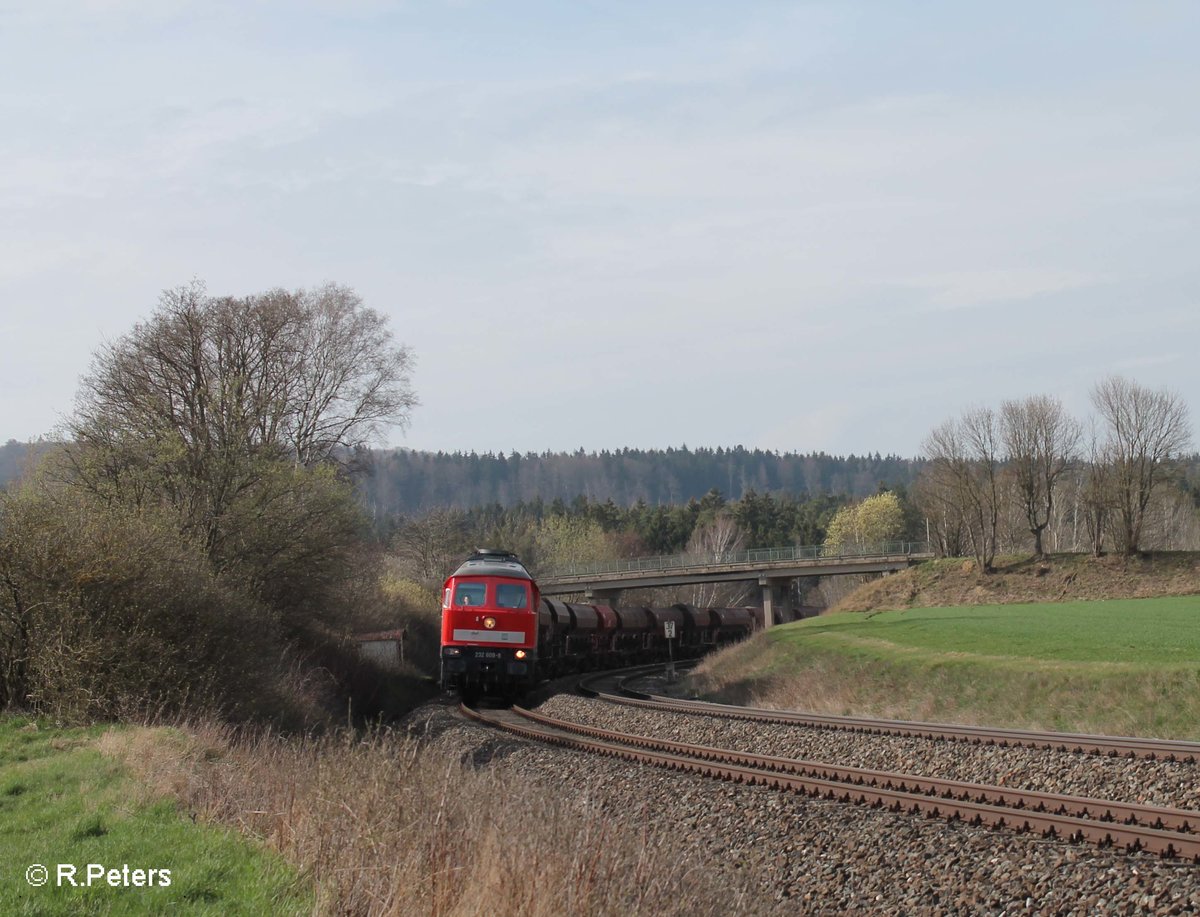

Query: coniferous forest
left=357, top=446, right=922, bottom=519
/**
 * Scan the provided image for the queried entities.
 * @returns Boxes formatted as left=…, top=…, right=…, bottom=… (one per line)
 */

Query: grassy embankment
left=0, top=716, right=309, bottom=915
left=3, top=714, right=746, bottom=916
left=691, top=554, right=1200, bottom=738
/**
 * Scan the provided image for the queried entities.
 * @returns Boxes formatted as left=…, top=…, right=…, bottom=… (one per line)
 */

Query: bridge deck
left=538, top=541, right=933, bottom=596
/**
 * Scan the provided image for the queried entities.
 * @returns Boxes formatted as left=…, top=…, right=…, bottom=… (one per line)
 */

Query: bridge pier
left=759, top=577, right=794, bottom=627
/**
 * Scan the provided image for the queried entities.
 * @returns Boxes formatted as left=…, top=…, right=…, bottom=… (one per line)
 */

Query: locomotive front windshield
left=453, top=582, right=487, bottom=606
left=495, top=583, right=529, bottom=609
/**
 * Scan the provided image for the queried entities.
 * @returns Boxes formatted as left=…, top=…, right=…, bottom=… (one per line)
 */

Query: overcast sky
left=3, top=1, right=1197, bottom=457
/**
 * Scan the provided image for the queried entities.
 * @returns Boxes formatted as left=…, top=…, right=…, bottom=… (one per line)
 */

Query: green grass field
left=786, top=595, right=1200, bottom=666
left=0, top=717, right=310, bottom=916
left=694, top=595, right=1200, bottom=737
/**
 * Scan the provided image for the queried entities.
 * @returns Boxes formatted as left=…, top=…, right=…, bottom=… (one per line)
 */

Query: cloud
left=0, top=0, right=198, bottom=27
left=902, top=268, right=1105, bottom=311
left=1114, top=353, right=1182, bottom=372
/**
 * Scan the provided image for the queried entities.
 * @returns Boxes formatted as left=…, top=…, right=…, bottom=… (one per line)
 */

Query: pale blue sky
left=2, top=1, right=1197, bottom=456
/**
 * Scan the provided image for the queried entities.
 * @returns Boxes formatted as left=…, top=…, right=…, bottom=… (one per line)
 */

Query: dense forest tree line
left=5, top=441, right=923, bottom=521
left=0, top=440, right=53, bottom=486
left=357, top=446, right=922, bottom=519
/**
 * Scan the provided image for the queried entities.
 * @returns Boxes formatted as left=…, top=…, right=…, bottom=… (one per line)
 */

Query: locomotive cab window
left=495, top=583, right=528, bottom=609
left=453, top=582, right=487, bottom=606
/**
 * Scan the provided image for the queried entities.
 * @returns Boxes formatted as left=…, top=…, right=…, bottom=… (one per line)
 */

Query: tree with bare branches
left=63, top=281, right=417, bottom=560
left=390, top=509, right=471, bottom=583
left=1076, top=421, right=1114, bottom=557
left=1000, top=395, right=1081, bottom=556
left=911, top=467, right=966, bottom=557
left=1091, top=376, right=1192, bottom=554
left=685, top=512, right=749, bottom=607
left=921, top=408, right=1002, bottom=572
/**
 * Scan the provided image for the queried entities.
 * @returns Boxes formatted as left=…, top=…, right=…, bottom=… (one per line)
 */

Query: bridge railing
left=540, top=540, right=932, bottom=579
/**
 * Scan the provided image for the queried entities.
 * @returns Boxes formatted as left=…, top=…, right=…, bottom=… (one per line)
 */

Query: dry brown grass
left=833, top=552, right=1200, bottom=614
left=101, top=717, right=748, bottom=917
left=685, top=639, right=933, bottom=723
left=696, top=650, right=1200, bottom=737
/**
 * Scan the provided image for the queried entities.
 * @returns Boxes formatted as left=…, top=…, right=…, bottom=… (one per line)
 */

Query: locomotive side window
left=495, top=583, right=528, bottom=609
left=454, top=582, right=487, bottom=606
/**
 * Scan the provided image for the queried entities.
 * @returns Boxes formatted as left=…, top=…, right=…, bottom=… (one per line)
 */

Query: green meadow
left=788, top=596, right=1200, bottom=665
left=695, top=596, right=1200, bottom=737
left=0, top=717, right=310, bottom=916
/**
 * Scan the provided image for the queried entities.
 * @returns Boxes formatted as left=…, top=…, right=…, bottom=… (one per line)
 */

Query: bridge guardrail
left=541, top=541, right=932, bottom=580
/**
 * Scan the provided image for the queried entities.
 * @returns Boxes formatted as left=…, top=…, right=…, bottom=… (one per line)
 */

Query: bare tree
left=63, top=281, right=417, bottom=557
left=1069, top=420, right=1113, bottom=556
left=73, top=282, right=415, bottom=465
left=922, top=408, right=1001, bottom=571
left=912, top=465, right=966, bottom=557
left=1091, top=376, right=1192, bottom=554
left=1000, top=395, right=1081, bottom=556
left=1151, top=487, right=1200, bottom=550
left=390, top=510, right=470, bottom=583
left=685, top=512, right=750, bottom=607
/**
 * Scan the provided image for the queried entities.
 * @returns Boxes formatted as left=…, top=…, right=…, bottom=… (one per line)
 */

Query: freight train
left=440, top=549, right=756, bottom=700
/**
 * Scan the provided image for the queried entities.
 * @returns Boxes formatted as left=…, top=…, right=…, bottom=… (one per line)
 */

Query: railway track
left=462, top=670, right=1200, bottom=862
left=582, top=667, right=1200, bottom=763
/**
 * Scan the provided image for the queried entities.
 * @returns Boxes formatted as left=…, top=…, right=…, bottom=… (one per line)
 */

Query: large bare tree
left=1091, top=376, right=1192, bottom=554
left=922, top=407, right=1002, bottom=572
left=1000, top=395, right=1081, bottom=556
left=74, top=282, right=415, bottom=464
left=63, top=281, right=416, bottom=558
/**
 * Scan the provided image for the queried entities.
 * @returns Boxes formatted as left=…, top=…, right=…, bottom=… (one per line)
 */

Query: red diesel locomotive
left=440, top=550, right=540, bottom=700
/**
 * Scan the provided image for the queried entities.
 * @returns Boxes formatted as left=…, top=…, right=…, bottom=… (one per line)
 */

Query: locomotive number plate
left=452, top=629, right=525, bottom=643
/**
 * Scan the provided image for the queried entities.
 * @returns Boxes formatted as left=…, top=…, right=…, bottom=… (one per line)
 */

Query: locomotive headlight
left=443, top=647, right=462, bottom=656
left=514, top=650, right=526, bottom=660
left=483, top=616, right=496, bottom=629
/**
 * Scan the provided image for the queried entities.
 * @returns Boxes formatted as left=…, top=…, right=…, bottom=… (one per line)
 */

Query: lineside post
left=665, top=620, right=676, bottom=682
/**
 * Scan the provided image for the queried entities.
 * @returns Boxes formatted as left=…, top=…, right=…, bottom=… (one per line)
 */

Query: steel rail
left=461, top=702, right=1200, bottom=862
left=582, top=676, right=1200, bottom=763
left=514, top=705, right=1200, bottom=832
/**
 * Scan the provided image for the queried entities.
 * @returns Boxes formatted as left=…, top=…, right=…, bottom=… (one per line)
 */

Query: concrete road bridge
left=538, top=541, right=934, bottom=626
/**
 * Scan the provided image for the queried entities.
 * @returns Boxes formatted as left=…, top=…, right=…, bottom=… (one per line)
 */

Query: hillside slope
left=834, top=552, right=1200, bottom=613
left=689, top=553, right=1200, bottom=738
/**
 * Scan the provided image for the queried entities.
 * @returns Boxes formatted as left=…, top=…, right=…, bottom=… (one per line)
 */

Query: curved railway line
left=589, top=664, right=1200, bottom=762
left=462, top=667, right=1200, bottom=863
